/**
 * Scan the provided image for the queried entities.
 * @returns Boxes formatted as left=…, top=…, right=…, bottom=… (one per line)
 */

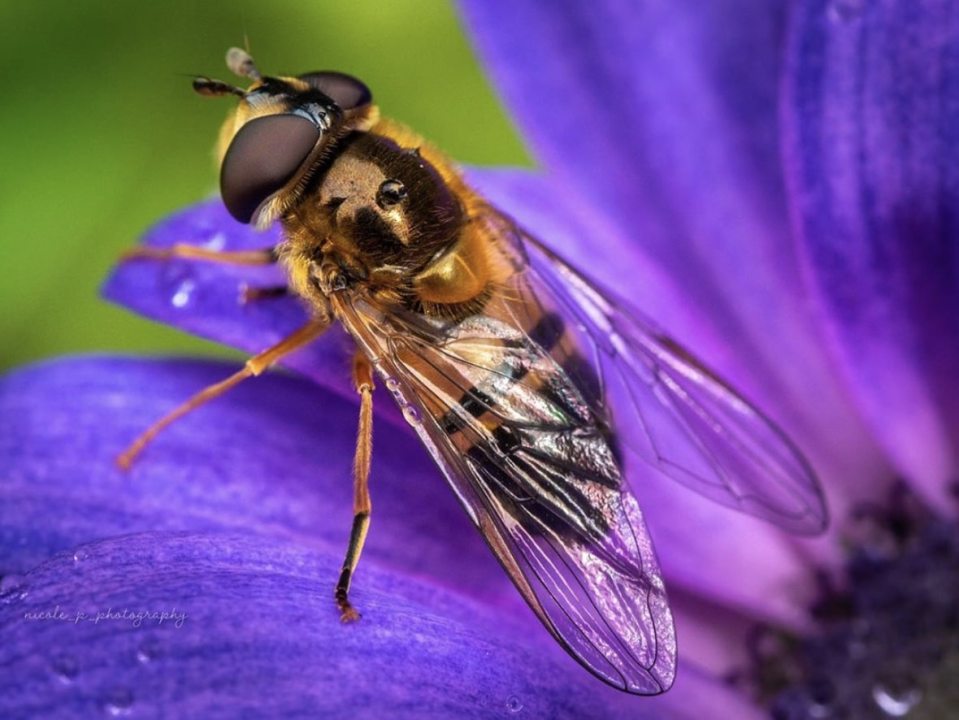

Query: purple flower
left=2, top=0, right=957, bottom=718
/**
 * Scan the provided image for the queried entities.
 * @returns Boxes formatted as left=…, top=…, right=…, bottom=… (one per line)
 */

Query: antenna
left=226, top=47, right=262, bottom=81
left=192, top=76, right=246, bottom=98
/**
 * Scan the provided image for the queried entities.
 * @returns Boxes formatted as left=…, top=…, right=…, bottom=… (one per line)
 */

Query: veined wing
left=518, top=218, right=828, bottom=535
left=331, top=202, right=824, bottom=691
left=332, top=269, right=677, bottom=694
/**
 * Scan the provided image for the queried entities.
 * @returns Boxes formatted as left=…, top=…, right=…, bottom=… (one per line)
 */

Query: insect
left=117, top=48, right=827, bottom=695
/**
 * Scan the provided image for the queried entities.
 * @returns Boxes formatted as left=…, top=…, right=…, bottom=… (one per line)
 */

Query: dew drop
left=872, top=682, right=922, bottom=717
left=506, top=695, right=523, bottom=713
left=73, top=549, right=89, bottom=565
left=385, top=377, right=400, bottom=392
left=402, top=405, right=421, bottom=427
left=0, top=574, right=27, bottom=603
left=807, top=678, right=835, bottom=717
left=829, top=0, right=864, bottom=23
left=171, top=279, right=196, bottom=309
left=51, top=653, right=79, bottom=684
left=103, top=688, right=134, bottom=717
left=203, top=231, right=227, bottom=251
left=136, top=638, right=159, bottom=665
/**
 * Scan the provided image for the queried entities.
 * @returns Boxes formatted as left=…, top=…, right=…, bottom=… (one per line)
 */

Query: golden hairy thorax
left=208, top=68, right=516, bottom=322
left=278, top=117, right=514, bottom=320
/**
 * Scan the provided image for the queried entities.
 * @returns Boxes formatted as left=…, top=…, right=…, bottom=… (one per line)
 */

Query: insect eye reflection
left=376, top=178, right=407, bottom=209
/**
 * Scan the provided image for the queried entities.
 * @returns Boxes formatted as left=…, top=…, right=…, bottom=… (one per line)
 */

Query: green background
left=0, top=0, right=529, bottom=370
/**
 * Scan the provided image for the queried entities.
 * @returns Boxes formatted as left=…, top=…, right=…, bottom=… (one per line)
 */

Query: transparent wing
left=334, top=285, right=677, bottom=694
left=521, top=225, right=828, bottom=535
left=332, top=204, right=824, bottom=692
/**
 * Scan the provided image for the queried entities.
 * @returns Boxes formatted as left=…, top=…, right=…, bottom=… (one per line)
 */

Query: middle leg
left=334, top=351, right=375, bottom=622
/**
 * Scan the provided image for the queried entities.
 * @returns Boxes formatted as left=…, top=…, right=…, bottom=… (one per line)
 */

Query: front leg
left=334, top=351, right=375, bottom=622
left=120, top=244, right=279, bottom=266
left=116, top=319, right=328, bottom=469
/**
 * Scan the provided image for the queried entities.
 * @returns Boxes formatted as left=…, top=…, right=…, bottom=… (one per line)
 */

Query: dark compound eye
left=298, top=71, right=372, bottom=110
left=220, top=114, right=321, bottom=223
left=376, top=179, right=407, bottom=209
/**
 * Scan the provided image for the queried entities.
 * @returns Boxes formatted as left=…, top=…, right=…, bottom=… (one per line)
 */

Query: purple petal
left=2, top=531, right=709, bottom=719
left=0, top=357, right=774, bottom=653
left=0, top=359, right=764, bottom=717
left=784, top=0, right=959, bottom=502
left=2, top=352, right=817, bottom=653
left=101, top=200, right=357, bottom=402
left=0, top=357, right=505, bottom=607
left=458, top=0, right=788, bottom=241
left=669, top=593, right=755, bottom=676
left=459, top=2, right=886, bottom=508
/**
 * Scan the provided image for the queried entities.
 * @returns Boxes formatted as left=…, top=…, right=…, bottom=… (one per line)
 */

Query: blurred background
left=0, top=0, right=529, bottom=371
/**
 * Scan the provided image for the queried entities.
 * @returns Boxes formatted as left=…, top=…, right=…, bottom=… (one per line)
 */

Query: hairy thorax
left=279, top=120, right=507, bottom=321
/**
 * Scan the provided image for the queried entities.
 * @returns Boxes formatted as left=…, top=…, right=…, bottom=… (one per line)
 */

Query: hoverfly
left=117, top=48, right=827, bottom=695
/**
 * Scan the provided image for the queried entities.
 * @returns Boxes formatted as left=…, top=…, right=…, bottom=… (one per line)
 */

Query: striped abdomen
left=387, top=288, right=622, bottom=541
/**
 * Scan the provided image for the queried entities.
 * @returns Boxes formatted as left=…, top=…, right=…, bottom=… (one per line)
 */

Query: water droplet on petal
left=829, top=0, right=864, bottom=23
left=872, top=682, right=921, bottom=717
left=136, top=638, right=159, bottom=665
left=171, top=279, right=196, bottom=309
left=51, top=653, right=79, bottom=684
left=506, top=695, right=523, bottom=713
left=807, top=678, right=835, bottom=717
left=0, top=574, right=27, bottom=603
left=103, top=688, right=134, bottom=717
left=402, top=405, right=421, bottom=427
left=73, top=549, right=89, bottom=565
left=203, top=231, right=227, bottom=251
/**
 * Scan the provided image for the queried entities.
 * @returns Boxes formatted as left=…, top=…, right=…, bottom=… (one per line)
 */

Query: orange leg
left=239, top=285, right=290, bottom=304
left=334, top=352, right=375, bottom=622
left=123, top=243, right=287, bottom=305
left=121, top=244, right=278, bottom=266
left=116, top=320, right=329, bottom=470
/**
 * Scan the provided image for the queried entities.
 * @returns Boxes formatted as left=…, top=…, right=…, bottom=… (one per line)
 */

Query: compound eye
left=298, top=71, right=372, bottom=110
left=220, top=114, right=320, bottom=224
left=376, top=179, right=407, bottom=209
